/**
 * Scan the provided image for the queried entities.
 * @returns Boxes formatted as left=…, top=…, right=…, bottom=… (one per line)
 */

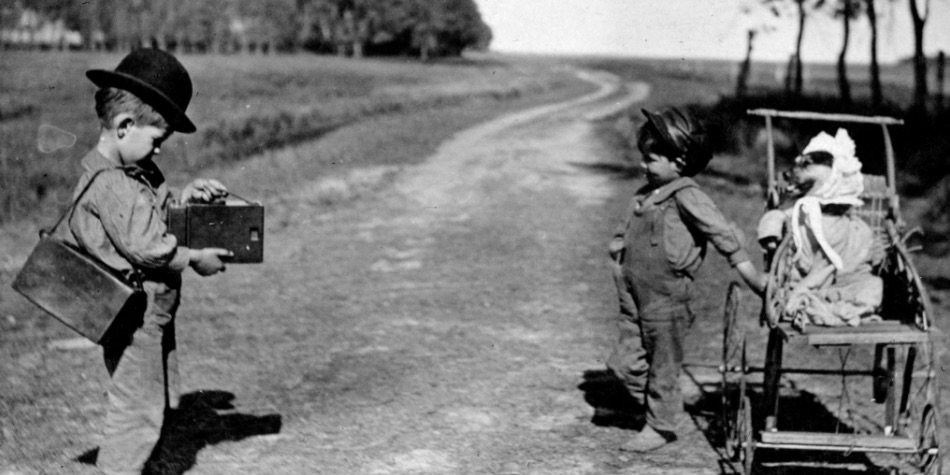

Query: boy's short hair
left=637, top=123, right=681, bottom=162
left=95, top=87, right=169, bottom=130
left=639, top=108, right=712, bottom=177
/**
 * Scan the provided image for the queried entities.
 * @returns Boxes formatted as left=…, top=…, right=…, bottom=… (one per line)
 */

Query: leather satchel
left=12, top=168, right=146, bottom=344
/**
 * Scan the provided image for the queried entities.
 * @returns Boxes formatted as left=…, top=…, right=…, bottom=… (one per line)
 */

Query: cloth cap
left=87, top=48, right=196, bottom=134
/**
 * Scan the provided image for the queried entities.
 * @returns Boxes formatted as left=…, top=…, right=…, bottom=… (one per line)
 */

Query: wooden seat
left=776, top=321, right=939, bottom=346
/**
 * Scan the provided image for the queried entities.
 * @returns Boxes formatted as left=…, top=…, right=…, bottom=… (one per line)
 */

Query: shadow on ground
left=681, top=368, right=896, bottom=475
left=578, top=369, right=645, bottom=430
left=77, top=390, right=281, bottom=475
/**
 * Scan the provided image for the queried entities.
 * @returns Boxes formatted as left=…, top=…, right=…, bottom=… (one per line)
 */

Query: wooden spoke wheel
left=897, top=340, right=940, bottom=470
left=736, top=394, right=755, bottom=475
left=915, top=405, right=941, bottom=475
left=721, top=282, right=743, bottom=456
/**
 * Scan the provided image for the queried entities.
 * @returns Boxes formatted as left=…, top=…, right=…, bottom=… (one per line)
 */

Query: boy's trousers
left=607, top=262, right=695, bottom=435
left=99, top=277, right=181, bottom=474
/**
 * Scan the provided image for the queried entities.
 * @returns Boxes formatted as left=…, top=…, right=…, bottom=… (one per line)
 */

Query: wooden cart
left=720, top=109, right=943, bottom=474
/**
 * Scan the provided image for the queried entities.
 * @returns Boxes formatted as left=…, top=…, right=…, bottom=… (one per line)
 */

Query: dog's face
left=780, top=156, right=833, bottom=199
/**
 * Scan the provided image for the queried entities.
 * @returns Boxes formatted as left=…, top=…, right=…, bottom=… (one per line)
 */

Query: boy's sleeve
left=95, top=173, right=190, bottom=272
left=675, top=187, right=750, bottom=266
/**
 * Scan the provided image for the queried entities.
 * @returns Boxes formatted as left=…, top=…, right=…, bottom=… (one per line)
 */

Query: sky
left=476, top=0, right=950, bottom=65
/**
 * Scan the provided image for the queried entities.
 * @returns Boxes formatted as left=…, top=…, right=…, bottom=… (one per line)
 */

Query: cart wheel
left=897, top=340, right=940, bottom=470
left=736, top=394, right=755, bottom=475
left=721, top=282, right=743, bottom=455
left=915, top=404, right=941, bottom=475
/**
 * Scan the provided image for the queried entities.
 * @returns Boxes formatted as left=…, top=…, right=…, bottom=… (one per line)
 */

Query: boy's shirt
left=612, top=177, right=749, bottom=278
left=59, top=148, right=190, bottom=277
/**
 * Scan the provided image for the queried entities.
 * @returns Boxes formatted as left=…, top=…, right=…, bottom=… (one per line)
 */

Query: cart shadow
left=77, top=390, right=282, bottom=475
left=682, top=369, right=896, bottom=475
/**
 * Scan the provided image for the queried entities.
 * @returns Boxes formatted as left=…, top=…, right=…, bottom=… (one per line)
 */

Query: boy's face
left=117, top=120, right=171, bottom=164
left=640, top=152, right=681, bottom=186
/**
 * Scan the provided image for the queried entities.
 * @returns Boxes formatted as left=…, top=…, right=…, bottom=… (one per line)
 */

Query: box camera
left=168, top=201, right=264, bottom=263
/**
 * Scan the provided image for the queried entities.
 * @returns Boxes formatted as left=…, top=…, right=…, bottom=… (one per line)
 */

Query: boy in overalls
left=606, top=108, right=764, bottom=452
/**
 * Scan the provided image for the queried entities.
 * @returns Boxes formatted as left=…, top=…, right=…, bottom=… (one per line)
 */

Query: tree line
left=736, top=0, right=943, bottom=112
left=1, top=0, right=493, bottom=60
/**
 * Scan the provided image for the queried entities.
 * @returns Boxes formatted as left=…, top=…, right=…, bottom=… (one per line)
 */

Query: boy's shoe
left=619, top=424, right=675, bottom=452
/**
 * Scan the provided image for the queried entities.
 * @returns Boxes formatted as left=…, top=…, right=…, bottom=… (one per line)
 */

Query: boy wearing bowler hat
left=59, top=48, right=232, bottom=474
left=605, top=107, right=765, bottom=451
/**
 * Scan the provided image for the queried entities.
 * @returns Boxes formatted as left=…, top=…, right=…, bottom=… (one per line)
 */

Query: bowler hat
left=642, top=107, right=711, bottom=176
left=87, top=48, right=196, bottom=133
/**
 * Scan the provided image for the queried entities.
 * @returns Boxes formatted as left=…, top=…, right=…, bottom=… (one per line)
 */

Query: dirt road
left=153, top=70, right=742, bottom=474
left=1, top=71, right=736, bottom=475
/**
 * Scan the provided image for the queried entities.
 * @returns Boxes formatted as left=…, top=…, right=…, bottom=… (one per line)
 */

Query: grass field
left=2, top=49, right=948, bottom=474
left=0, top=51, right=576, bottom=224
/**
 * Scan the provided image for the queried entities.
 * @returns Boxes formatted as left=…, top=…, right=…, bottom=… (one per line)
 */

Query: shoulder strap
left=44, top=167, right=124, bottom=237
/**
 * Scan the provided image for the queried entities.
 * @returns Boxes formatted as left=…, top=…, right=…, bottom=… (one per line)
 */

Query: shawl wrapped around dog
left=759, top=129, right=884, bottom=329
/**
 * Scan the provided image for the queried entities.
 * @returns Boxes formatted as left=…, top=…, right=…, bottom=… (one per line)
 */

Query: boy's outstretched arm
left=735, top=261, right=766, bottom=296
left=675, top=187, right=764, bottom=294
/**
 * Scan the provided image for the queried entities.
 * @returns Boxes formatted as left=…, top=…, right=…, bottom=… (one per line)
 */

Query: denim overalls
left=607, top=180, right=697, bottom=435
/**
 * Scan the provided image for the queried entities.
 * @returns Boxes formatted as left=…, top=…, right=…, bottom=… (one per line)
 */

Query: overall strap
left=44, top=167, right=124, bottom=237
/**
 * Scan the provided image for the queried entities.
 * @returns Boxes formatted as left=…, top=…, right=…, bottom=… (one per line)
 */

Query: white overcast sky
left=476, top=0, right=950, bottom=64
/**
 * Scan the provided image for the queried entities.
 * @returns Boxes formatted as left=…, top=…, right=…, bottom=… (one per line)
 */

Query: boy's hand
left=182, top=179, right=228, bottom=204
left=189, top=248, right=232, bottom=276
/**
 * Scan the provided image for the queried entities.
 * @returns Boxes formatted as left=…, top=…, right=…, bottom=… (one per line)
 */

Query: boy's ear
left=113, top=113, right=135, bottom=138
left=672, top=157, right=687, bottom=173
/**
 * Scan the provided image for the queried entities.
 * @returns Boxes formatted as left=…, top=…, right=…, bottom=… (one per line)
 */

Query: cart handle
left=747, top=109, right=903, bottom=125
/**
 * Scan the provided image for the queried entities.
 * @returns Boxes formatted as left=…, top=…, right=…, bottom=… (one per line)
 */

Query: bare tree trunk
left=298, top=3, right=314, bottom=47
left=867, top=0, right=883, bottom=108
left=909, top=0, right=929, bottom=111
left=794, top=0, right=806, bottom=97
left=114, top=2, right=129, bottom=51
left=213, top=17, right=227, bottom=54
left=784, top=54, right=796, bottom=97
left=937, top=51, right=946, bottom=110
left=736, top=29, right=755, bottom=98
left=837, top=2, right=852, bottom=106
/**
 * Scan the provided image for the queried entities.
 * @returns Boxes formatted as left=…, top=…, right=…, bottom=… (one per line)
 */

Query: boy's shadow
left=78, top=390, right=282, bottom=475
left=577, top=369, right=645, bottom=430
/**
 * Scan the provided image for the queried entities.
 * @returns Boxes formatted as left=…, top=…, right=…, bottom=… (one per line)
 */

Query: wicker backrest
left=853, top=174, right=891, bottom=248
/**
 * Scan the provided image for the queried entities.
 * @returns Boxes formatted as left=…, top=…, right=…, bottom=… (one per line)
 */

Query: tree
left=834, top=0, right=861, bottom=106
left=762, top=0, right=822, bottom=98
left=792, top=0, right=808, bottom=96
left=908, top=0, right=929, bottom=110
left=866, top=0, right=883, bottom=108
left=735, top=1, right=778, bottom=98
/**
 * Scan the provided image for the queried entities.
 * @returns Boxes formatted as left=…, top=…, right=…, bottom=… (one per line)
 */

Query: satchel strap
left=44, top=167, right=125, bottom=237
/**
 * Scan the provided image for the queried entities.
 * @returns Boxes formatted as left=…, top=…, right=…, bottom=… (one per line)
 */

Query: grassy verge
left=0, top=51, right=572, bottom=224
